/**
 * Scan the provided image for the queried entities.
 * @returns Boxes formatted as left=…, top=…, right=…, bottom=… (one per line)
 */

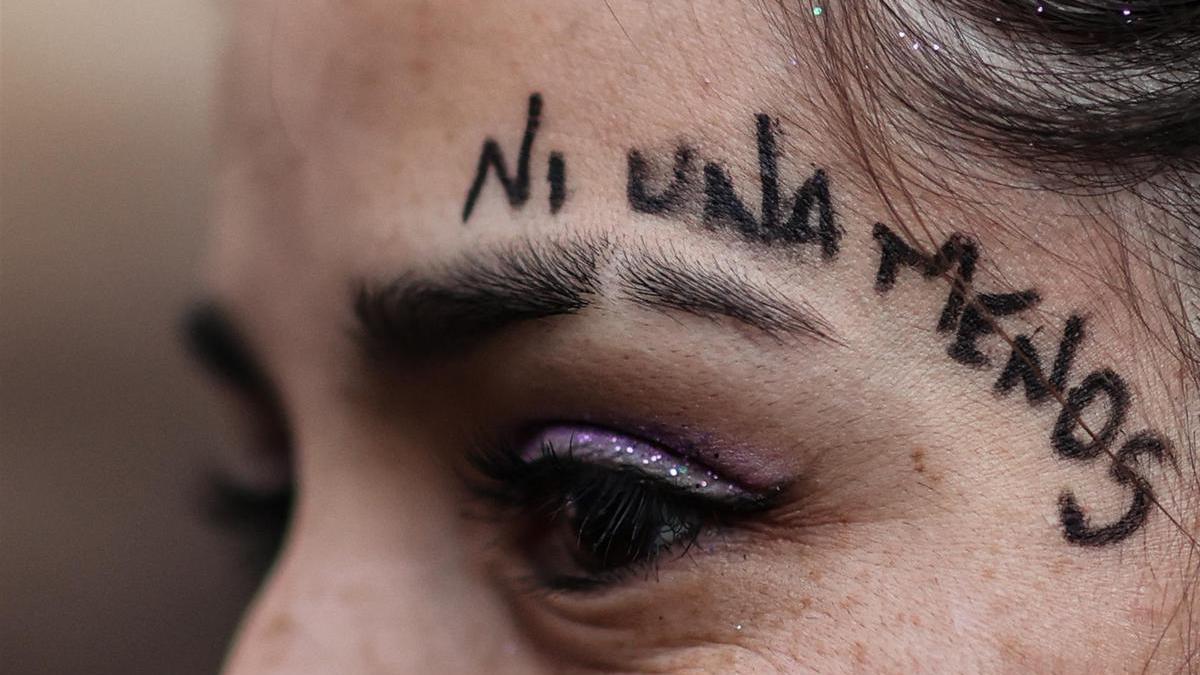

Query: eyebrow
left=619, top=244, right=837, bottom=341
left=182, top=302, right=275, bottom=395
left=353, top=236, right=840, bottom=362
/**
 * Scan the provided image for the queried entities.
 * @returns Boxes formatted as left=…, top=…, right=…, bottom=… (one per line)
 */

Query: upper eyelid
left=471, top=424, right=788, bottom=513
left=526, top=426, right=758, bottom=502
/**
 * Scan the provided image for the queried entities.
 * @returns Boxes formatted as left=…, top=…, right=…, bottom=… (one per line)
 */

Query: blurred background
left=2, top=3, right=264, bottom=673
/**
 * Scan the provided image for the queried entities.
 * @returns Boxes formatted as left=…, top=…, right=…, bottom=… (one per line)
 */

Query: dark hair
left=810, top=1, right=1200, bottom=181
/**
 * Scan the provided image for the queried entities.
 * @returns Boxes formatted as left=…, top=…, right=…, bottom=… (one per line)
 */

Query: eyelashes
left=205, top=471, right=294, bottom=570
left=465, top=425, right=780, bottom=591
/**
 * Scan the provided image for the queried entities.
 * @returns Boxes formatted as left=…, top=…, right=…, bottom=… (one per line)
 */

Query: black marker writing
left=548, top=151, right=566, bottom=214
left=871, top=222, right=1173, bottom=546
left=872, top=224, right=978, bottom=331
left=994, top=315, right=1084, bottom=404
left=703, top=114, right=782, bottom=240
left=1051, top=369, right=1129, bottom=461
left=948, top=291, right=1040, bottom=367
left=627, top=114, right=841, bottom=258
left=628, top=147, right=695, bottom=215
left=1060, top=432, right=1173, bottom=546
left=462, top=93, right=567, bottom=222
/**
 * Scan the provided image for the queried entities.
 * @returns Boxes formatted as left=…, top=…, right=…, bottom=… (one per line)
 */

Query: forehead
left=210, top=0, right=849, bottom=284
left=214, top=1, right=1079, bottom=394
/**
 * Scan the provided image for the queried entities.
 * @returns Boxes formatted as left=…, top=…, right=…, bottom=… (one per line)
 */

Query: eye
left=467, top=425, right=781, bottom=591
left=181, top=302, right=294, bottom=564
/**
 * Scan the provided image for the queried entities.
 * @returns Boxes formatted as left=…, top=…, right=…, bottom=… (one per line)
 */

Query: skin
left=209, top=1, right=1193, bottom=672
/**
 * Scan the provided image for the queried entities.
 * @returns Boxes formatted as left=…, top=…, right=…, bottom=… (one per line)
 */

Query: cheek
left=736, top=534, right=1163, bottom=672
left=498, top=528, right=1168, bottom=671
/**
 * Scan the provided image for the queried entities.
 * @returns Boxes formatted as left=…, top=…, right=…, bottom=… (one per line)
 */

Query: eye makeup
left=524, top=426, right=751, bottom=500
left=467, top=423, right=784, bottom=591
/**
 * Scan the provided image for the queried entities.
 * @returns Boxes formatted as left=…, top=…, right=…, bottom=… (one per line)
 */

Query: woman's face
left=206, top=1, right=1188, bottom=671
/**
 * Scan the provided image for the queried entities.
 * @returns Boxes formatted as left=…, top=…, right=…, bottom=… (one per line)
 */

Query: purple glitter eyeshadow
left=523, top=425, right=748, bottom=499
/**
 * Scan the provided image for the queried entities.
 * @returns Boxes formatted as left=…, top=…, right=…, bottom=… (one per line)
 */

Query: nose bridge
left=222, top=427, right=543, bottom=674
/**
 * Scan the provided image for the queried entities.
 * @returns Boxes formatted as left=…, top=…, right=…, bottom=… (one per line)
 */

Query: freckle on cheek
left=851, top=641, right=868, bottom=665
left=910, top=448, right=926, bottom=473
